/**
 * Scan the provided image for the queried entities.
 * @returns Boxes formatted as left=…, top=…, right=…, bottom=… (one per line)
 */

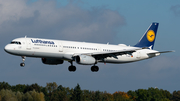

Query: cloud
left=0, top=0, right=125, bottom=48
left=0, top=0, right=125, bottom=92
left=170, top=5, right=180, bottom=17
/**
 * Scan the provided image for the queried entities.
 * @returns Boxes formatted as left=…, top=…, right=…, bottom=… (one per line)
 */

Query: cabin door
left=98, top=47, right=102, bottom=52
left=59, top=42, right=63, bottom=52
left=26, top=39, right=31, bottom=50
left=136, top=51, right=141, bottom=59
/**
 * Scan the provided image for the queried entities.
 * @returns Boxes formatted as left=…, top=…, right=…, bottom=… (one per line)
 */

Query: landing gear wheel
left=20, top=56, right=26, bottom=67
left=68, top=66, right=76, bottom=72
left=91, top=66, right=99, bottom=72
left=20, top=63, right=25, bottom=67
left=68, top=61, right=76, bottom=72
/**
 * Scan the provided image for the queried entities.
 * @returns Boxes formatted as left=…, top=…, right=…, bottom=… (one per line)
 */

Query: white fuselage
left=4, top=37, right=160, bottom=64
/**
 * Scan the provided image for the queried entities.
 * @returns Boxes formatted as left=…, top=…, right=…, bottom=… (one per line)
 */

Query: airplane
left=4, top=22, right=173, bottom=72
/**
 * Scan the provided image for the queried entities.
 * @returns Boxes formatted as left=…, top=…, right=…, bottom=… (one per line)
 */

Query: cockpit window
left=10, top=41, right=21, bottom=45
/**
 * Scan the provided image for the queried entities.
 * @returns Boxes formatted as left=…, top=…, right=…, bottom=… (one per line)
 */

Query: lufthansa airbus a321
left=4, top=23, right=173, bottom=72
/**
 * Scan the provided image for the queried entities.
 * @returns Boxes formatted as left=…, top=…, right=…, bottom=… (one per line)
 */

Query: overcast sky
left=1, top=0, right=180, bottom=93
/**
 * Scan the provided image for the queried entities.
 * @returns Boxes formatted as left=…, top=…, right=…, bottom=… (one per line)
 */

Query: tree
left=161, top=89, right=172, bottom=100
left=29, top=83, right=41, bottom=92
left=128, top=90, right=138, bottom=100
left=72, top=83, right=82, bottom=101
left=134, top=88, right=171, bottom=101
left=41, top=87, right=49, bottom=101
left=82, top=90, right=91, bottom=101
left=57, top=85, right=64, bottom=91
left=135, top=89, right=149, bottom=101
left=46, top=82, right=58, bottom=93
left=16, top=91, right=23, bottom=101
left=102, top=91, right=114, bottom=101
left=51, top=90, right=68, bottom=101
left=11, top=84, right=26, bottom=93
left=94, top=91, right=103, bottom=101
left=39, top=92, right=45, bottom=101
left=24, top=89, right=45, bottom=101
left=24, top=92, right=33, bottom=101
left=113, top=91, right=131, bottom=101
left=0, top=82, right=11, bottom=90
left=0, top=89, right=18, bottom=101
left=172, top=91, right=180, bottom=101
left=24, top=83, right=41, bottom=93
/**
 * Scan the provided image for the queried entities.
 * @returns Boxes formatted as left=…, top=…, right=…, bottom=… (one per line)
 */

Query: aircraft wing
left=74, top=47, right=141, bottom=60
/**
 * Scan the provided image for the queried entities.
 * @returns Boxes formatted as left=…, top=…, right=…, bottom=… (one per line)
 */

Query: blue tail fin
left=134, top=22, right=159, bottom=49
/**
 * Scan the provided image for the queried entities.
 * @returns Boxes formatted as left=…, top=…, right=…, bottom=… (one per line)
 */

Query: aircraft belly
left=31, top=51, right=64, bottom=58
left=63, top=53, right=73, bottom=60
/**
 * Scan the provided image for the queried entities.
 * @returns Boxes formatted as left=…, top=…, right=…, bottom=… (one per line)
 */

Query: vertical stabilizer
left=134, top=23, right=159, bottom=49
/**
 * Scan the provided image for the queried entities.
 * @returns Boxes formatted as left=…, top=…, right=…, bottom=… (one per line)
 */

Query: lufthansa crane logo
left=147, top=30, right=155, bottom=42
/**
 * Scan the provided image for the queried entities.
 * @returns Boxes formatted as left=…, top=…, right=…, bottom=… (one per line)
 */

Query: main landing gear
left=68, top=61, right=99, bottom=72
left=91, top=65, right=99, bottom=72
left=20, top=56, right=26, bottom=67
left=68, top=61, right=76, bottom=72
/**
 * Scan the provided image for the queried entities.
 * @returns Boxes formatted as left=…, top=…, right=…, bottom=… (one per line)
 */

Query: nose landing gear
left=20, top=56, right=26, bottom=67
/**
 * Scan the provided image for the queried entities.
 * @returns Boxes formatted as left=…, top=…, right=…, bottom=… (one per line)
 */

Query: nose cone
left=4, top=44, right=12, bottom=53
left=4, top=44, right=20, bottom=55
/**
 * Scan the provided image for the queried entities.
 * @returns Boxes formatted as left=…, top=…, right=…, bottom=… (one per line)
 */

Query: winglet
left=134, top=23, right=159, bottom=49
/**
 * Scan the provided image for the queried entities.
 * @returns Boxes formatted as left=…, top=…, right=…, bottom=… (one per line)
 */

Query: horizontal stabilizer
left=147, top=50, right=175, bottom=55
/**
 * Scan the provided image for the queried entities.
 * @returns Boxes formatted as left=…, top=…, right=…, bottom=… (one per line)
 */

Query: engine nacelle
left=75, top=55, right=96, bottom=65
left=41, top=58, right=64, bottom=65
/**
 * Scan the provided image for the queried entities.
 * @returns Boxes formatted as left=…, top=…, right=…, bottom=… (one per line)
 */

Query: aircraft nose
left=4, top=44, right=12, bottom=53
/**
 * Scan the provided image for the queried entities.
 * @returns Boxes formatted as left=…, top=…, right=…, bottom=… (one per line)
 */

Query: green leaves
left=0, top=89, right=45, bottom=101
left=128, top=87, right=172, bottom=101
left=0, top=81, right=179, bottom=101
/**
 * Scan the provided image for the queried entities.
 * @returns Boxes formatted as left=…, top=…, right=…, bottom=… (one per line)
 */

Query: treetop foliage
left=0, top=81, right=179, bottom=101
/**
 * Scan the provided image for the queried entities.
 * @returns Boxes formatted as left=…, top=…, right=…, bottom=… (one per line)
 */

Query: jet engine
left=41, top=58, right=64, bottom=65
left=75, top=55, right=96, bottom=65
